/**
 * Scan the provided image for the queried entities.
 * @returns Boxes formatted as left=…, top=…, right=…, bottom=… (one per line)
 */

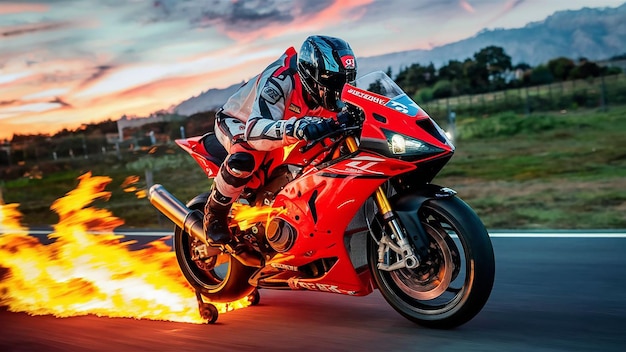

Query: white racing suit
left=207, top=47, right=334, bottom=237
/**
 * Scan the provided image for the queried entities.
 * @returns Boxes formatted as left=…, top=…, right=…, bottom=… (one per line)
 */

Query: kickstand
left=195, top=290, right=218, bottom=324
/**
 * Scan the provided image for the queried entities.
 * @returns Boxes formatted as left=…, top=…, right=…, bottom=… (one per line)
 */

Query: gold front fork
left=344, top=136, right=419, bottom=269
left=345, top=136, right=392, bottom=214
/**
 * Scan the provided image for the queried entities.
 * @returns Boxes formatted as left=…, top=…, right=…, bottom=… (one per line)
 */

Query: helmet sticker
left=341, top=55, right=356, bottom=69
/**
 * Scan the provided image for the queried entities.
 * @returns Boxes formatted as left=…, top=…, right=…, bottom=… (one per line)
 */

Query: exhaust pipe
left=148, top=184, right=262, bottom=267
left=148, top=184, right=210, bottom=246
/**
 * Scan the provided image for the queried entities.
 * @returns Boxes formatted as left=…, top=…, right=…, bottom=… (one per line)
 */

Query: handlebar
left=299, top=125, right=360, bottom=153
left=298, top=104, right=364, bottom=153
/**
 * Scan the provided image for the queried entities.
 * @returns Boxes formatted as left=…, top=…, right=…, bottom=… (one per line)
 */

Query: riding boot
left=203, top=189, right=233, bottom=246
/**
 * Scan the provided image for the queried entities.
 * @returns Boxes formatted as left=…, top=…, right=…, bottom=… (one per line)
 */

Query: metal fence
left=421, top=73, right=626, bottom=123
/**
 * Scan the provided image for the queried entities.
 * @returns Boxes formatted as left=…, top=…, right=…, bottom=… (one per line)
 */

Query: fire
left=122, top=175, right=147, bottom=199
left=231, top=202, right=286, bottom=231
left=0, top=172, right=250, bottom=323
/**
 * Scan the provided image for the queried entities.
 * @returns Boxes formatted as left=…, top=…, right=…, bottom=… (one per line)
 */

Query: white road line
left=488, top=232, right=626, bottom=238
left=4, top=229, right=626, bottom=238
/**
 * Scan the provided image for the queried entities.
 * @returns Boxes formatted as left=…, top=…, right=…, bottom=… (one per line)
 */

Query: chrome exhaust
left=148, top=184, right=262, bottom=267
left=148, top=184, right=210, bottom=246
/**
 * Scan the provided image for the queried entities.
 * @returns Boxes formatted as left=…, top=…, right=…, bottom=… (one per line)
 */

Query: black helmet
left=298, top=35, right=357, bottom=112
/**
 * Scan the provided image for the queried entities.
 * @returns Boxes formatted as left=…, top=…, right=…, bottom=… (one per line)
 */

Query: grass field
left=2, top=105, right=625, bottom=230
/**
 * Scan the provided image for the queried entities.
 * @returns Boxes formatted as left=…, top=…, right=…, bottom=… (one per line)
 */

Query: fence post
left=548, top=83, right=553, bottom=107
left=482, top=93, right=486, bottom=112
left=448, top=110, right=456, bottom=140
left=525, top=86, right=530, bottom=116
left=600, top=74, right=607, bottom=112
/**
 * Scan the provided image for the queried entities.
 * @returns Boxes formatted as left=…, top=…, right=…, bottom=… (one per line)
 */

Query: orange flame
left=121, top=175, right=147, bottom=199
left=0, top=172, right=250, bottom=323
left=231, top=202, right=286, bottom=231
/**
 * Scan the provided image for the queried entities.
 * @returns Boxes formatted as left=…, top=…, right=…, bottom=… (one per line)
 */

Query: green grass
left=2, top=105, right=625, bottom=230
left=432, top=105, right=626, bottom=229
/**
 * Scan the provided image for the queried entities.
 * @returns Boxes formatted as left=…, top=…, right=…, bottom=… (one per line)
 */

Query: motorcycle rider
left=203, top=35, right=358, bottom=246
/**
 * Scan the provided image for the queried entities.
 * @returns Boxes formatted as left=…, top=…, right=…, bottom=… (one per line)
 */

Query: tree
left=432, top=79, right=453, bottom=99
left=473, top=46, right=512, bottom=91
left=385, top=66, right=393, bottom=78
left=395, top=62, right=437, bottom=96
left=514, top=63, right=532, bottom=71
left=529, top=65, right=554, bottom=85
left=463, top=59, right=486, bottom=93
left=570, top=61, right=602, bottom=79
left=440, top=59, right=472, bottom=95
left=367, top=79, right=385, bottom=95
left=609, top=53, right=626, bottom=61
left=547, top=57, right=575, bottom=81
left=438, top=60, right=464, bottom=81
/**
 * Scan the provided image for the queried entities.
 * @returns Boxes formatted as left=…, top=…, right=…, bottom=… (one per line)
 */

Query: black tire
left=199, top=303, right=219, bottom=324
left=173, top=203, right=256, bottom=303
left=368, top=195, right=495, bottom=329
left=247, top=289, right=261, bottom=306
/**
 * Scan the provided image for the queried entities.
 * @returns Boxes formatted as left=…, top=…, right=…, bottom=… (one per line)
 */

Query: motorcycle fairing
left=259, top=150, right=415, bottom=295
left=175, top=134, right=224, bottom=177
left=341, top=82, right=454, bottom=159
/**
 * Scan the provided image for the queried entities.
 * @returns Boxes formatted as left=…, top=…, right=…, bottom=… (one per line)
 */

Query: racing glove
left=292, top=117, right=338, bottom=141
left=336, top=110, right=353, bottom=127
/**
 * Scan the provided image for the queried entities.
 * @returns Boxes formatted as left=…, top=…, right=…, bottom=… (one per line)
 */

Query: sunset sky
left=1, top=0, right=624, bottom=140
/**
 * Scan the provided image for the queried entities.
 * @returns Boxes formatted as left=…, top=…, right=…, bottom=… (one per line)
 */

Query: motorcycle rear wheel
left=368, top=196, right=495, bottom=329
left=173, top=203, right=256, bottom=303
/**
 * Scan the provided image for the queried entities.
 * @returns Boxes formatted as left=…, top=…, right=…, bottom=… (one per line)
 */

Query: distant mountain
left=174, top=82, right=242, bottom=116
left=357, top=3, right=626, bottom=76
left=175, top=3, right=626, bottom=115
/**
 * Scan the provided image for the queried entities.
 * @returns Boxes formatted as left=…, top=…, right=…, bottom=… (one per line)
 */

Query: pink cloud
left=459, top=0, right=476, bottom=13
left=216, top=0, right=373, bottom=42
left=0, top=2, right=48, bottom=15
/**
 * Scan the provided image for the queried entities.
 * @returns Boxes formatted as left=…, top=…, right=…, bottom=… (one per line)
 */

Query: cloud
left=460, top=0, right=476, bottom=13
left=1, top=21, right=73, bottom=37
left=23, top=88, right=70, bottom=100
left=0, top=2, right=48, bottom=15
left=77, top=65, right=115, bottom=88
left=50, top=97, right=71, bottom=107
left=483, top=0, right=527, bottom=26
left=147, top=0, right=367, bottom=39
left=0, top=100, right=17, bottom=107
left=149, top=0, right=315, bottom=29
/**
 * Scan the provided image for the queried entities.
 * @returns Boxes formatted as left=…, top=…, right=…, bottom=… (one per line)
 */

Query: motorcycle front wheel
left=173, top=202, right=256, bottom=303
left=368, top=195, right=495, bottom=329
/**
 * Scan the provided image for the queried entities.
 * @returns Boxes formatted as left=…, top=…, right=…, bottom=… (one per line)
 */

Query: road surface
left=1, top=233, right=625, bottom=351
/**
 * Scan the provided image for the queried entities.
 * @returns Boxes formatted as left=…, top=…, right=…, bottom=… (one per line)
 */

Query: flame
left=121, top=175, right=147, bottom=199
left=0, top=172, right=250, bottom=323
left=231, top=202, right=286, bottom=231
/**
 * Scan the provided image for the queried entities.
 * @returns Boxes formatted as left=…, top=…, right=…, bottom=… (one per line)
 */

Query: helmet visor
left=314, top=71, right=356, bottom=111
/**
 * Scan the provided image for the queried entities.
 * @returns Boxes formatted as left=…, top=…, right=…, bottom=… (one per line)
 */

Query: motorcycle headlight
left=384, top=130, right=445, bottom=158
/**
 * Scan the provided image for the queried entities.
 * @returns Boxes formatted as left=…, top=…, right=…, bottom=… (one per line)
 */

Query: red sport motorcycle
left=149, top=71, right=495, bottom=328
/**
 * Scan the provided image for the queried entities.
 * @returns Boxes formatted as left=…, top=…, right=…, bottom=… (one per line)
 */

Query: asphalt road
left=1, top=235, right=626, bottom=352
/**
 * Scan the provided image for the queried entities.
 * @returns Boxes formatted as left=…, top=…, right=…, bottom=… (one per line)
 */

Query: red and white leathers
left=211, top=46, right=334, bottom=208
